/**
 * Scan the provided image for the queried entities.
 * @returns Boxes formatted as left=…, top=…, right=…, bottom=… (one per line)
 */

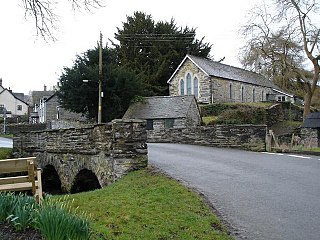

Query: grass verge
left=0, top=148, right=12, bottom=159
left=64, top=167, right=233, bottom=240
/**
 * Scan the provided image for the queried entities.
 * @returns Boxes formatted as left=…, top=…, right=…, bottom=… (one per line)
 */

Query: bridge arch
left=42, top=164, right=62, bottom=194
left=70, top=169, right=101, bottom=194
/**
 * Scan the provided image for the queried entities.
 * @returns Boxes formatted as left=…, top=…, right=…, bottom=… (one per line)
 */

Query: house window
left=164, top=118, right=174, bottom=129
left=194, top=77, right=199, bottom=99
left=146, top=119, right=154, bottom=130
left=229, top=83, right=232, bottom=100
left=252, top=88, right=255, bottom=102
left=186, top=73, right=192, bottom=95
left=261, top=90, right=264, bottom=101
left=17, top=105, right=22, bottom=111
left=180, top=79, right=185, bottom=95
left=241, top=86, right=244, bottom=102
left=277, top=96, right=286, bottom=102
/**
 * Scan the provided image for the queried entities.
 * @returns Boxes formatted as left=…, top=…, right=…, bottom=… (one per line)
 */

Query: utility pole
left=98, top=32, right=103, bottom=124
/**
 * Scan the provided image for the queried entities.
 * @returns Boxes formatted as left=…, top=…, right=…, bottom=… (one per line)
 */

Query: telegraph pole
left=98, top=32, right=103, bottom=124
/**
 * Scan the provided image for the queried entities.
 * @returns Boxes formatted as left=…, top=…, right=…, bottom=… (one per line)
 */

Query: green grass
left=63, top=168, right=232, bottom=240
left=0, top=147, right=12, bottom=159
left=0, top=134, right=13, bottom=139
left=202, top=116, right=219, bottom=125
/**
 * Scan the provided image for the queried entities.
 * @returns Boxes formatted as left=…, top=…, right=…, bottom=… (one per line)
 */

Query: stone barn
left=123, top=96, right=201, bottom=130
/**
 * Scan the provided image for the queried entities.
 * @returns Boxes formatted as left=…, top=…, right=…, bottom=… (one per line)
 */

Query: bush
left=200, top=103, right=235, bottom=116
left=214, top=106, right=266, bottom=125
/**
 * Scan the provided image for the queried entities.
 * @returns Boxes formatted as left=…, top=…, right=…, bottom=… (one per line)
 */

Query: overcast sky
left=0, top=0, right=257, bottom=94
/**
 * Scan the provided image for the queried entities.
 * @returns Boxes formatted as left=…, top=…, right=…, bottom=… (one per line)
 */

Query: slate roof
left=123, top=96, right=197, bottom=119
left=302, top=112, right=320, bottom=128
left=168, top=55, right=278, bottom=89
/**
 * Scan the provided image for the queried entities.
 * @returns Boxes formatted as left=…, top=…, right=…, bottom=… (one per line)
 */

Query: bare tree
left=21, top=0, right=105, bottom=40
left=241, top=0, right=320, bottom=118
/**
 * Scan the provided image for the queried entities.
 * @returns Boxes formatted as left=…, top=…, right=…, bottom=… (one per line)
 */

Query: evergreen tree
left=113, top=12, right=212, bottom=95
left=56, top=47, right=146, bottom=122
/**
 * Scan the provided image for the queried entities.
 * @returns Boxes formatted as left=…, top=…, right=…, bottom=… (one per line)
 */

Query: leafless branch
left=21, top=0, right=105, bottom=41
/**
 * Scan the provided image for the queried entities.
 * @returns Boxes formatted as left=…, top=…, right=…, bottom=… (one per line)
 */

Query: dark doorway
left=70, top=169, right=101, bottom=194
left=42, top=165, right=62, bottom=194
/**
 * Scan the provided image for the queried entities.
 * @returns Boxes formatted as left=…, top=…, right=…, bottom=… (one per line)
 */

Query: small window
left=186, top=73, right=192, bottom=95
left=146, top=119, right=154, bottom=130
left=194, top=77, right=199, bottom=99
left=241, top=86, right=244, bottom=102
left=17, top=105, right=22, bottom=111
left=252, top=88, right=255, bottom=102
left=164, top=118, right=174, bottom=129
left=277, top=96, right=286, bottom=102
left=229, top=83, right=232, bottom=100
left=180, top=79, right=185, bottom=95
left=261, top=91, right=264, bottom=101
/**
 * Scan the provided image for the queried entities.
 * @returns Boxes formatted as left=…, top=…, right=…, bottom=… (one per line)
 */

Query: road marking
left=262, top=152, right=314, bottom=160
left=261, top=152, right=284, bottom=156
left=288, top=154, right=311, bottom=159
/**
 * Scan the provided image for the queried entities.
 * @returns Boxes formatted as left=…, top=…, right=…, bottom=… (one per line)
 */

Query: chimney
left=44, top=85, right=47, bottom=91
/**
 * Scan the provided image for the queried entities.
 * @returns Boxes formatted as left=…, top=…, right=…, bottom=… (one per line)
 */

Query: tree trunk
left=303, top=92, right=312, bottom=119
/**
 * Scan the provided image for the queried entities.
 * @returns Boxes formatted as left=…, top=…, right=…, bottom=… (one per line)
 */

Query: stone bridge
left=13, top=119, right=148, bottom=194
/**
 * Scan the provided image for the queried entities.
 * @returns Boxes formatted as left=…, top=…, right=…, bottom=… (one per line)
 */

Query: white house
left=0, top=88, right=29, bottom=116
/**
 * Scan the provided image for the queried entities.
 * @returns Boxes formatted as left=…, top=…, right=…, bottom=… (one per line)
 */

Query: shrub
left=0, top=192, right=18, bottom=223
left=200, top=103, right=235, bottom=116
left=216, top=106, right=266, bottom=124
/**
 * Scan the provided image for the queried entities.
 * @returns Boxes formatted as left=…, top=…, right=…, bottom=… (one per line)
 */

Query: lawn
left=63, top=167, right=233, bottom=240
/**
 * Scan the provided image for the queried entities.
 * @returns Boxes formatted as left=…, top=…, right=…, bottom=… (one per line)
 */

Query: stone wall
left=4, top=123, right=47, bottom=135
left=148, top=125, right=267, bottom=151
left=266, top=103, right=304, bottom=126
left=13, top=119, right=148, bottom=192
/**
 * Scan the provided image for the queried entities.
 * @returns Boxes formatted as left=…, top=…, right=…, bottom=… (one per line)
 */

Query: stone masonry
left=148, top=124, right=267, bottom=151
left=169, top=58, right=274, bottom=104
left=13, top=119, right=148, bottom=192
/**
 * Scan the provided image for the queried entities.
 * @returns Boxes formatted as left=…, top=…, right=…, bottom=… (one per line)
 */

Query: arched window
left=194, top=77, right=199, bottom=98
left=180, top=79, right=185, bottom=95
left=261, top=90, right=264, bottom=101
left=241, top=85, right=244, bottom=102
left=186, top=73, right=192, bottom=95
left=229, top=83, right=232, bottom=100
left=253, top=88, right=255, bottom=102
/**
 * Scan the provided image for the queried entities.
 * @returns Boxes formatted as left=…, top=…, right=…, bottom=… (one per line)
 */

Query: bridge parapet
left=13, top=119, right=148, bottom=193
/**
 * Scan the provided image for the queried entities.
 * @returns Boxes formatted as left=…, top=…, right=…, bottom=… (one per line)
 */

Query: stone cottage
left=123, top=96, right=201, bottom=130
left=168, top=54, right=296, bottom=104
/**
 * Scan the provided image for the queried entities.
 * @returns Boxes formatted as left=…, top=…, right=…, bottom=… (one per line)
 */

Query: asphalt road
left=148, top=143, right=320, bottom=240
left=0, top=137, right=13, bottom=148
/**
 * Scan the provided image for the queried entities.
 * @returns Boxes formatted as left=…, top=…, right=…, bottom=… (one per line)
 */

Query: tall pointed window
left=241, top=86, right=244, bottom=102
left=253, top=88, right=255, bottom=102
left=186, top=73, right=192, bottom=95
left=229, top=83, right=232, bottom=100
left=180, top=79, right=184, bottom=95
left=194, top=77, right=199, bottom=99
left=261, top=90, right=264, bottom=101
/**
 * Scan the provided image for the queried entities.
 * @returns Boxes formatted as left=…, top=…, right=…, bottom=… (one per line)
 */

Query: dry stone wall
left=148, top=125, right=267, bottom=151
left=13, top=119, right=148, bottom=192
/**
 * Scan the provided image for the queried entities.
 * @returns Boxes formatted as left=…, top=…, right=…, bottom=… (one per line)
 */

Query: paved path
left=148, top=143, right=320, bottom=240
left=0, top=137, right=12, bottom=148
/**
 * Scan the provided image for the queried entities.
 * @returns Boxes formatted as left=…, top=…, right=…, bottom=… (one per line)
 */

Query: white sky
left=0, top=0, right=257, bottom=94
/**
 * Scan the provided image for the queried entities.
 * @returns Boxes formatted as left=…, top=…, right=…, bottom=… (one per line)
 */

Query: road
left=0, top=137, right=13, bottom=148
left=148, top=143, right=320, bottom=240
